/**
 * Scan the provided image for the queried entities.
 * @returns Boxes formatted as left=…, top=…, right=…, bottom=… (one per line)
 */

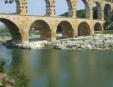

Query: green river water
left=0, top=46, right=113, bottom=87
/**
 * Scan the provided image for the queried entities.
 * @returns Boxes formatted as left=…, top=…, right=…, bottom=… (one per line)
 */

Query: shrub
left=0, top=58, right=6, bottom=72
left=2, top=71, right=29, bottom=87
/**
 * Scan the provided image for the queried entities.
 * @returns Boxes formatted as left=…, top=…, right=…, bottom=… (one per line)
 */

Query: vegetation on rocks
left=1, top=72, right=29, bottom=87
left=0, top=58, right=29, bottom=87
left=0, top=58, right=6, bottom=72
left=103, top=30, right=113, bottom=34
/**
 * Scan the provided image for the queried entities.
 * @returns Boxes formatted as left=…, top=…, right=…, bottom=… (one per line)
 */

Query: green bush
left=2, top=71, right=29, bottom=87
left=0, top=58, right=6, bottom=72
left=104, top=30, right=113, bottom=34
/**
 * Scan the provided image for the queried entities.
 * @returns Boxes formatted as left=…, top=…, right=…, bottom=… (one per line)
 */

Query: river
left=0, top=46, right=113, bottom=87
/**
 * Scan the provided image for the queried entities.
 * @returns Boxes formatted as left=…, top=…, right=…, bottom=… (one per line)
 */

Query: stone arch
left=29, top=20, right=52, bottom=41
left=76, top=0, right=90, bottom=18
left=78, top=22, right=91, bottom=36
left=56, top=21, right=74, bottom=39
left=0, top=18, right=22, bottom=43
left=104, top=4, right=111, bottom=18
left=94, top=23, right=103, bottom=31
left=93, top=2, right=102, bottom=19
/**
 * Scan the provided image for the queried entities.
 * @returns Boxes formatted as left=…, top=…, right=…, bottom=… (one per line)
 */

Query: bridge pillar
left=68, top=7, right=76, bottom=18
left=67, top=0, right=76, bottom=18
left=21, top=29, right=29, bottom=43
left=16, top=0, right=27, bottom=15
left=101, top=5, right=105, bottom=20
left=50, top=30, right=57, bottom=41
left=45, top=0, right=55, bottom=16
left=19, top=23, right=29, bottom=43
left=89, top=5, right=93, bottom=19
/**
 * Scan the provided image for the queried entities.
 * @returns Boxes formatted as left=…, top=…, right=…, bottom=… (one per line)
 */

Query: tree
left=4, top=0, right=14, bottom=4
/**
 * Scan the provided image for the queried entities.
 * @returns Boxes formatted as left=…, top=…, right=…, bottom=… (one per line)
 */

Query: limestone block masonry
left=0, top=0, right=113, bottom=44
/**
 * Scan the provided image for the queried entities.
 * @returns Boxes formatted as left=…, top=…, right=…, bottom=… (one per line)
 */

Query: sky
left=0, top=0, right=96, bottom=15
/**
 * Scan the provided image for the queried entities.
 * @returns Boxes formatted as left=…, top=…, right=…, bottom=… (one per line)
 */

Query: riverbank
left=1, top=34, right=113, bottom=50
left=45, top=34, right=113, bottom=50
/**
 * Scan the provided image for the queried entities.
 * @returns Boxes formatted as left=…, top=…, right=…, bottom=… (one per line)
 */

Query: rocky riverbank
left=45, top=34, right=113, bottom=50
left=0, top=36, right=11, bottom=44
left=1, top=34, right=113, bottom=50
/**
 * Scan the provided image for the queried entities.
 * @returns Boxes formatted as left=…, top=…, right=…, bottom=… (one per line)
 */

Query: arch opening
left=94, top=23, right=102, bottom=31
left=55, top=0, right=68, bottom=16
left=0, top=18, right=22, bottom=43
left=28, top=0, right=46, bottom=15
left=78, top=22, right=91, bottom=36
left=104, top=4, right=111, bottom=19
left=93, top=2, right=101, bottom=19
left=56, top=21, right=74, bottom=39
left=29, top=20, right=52, bottom=41
left=76, top=0, right=90, bottom=18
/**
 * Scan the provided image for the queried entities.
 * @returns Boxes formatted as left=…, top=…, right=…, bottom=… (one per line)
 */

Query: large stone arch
left=76, top=0, right=90, bottom=18
left=94, top=22, right=103, bottom=31
left=0, top=18, right=22, bottom=43
left=56, top=20, right=74, bottom=39
left=29, top=20, right=52, bottom=41
left=93, top=1, right=102, bottom=19
left=104, top=4, right=111, bottom=17
left=78, top=22, right=91, bottom=36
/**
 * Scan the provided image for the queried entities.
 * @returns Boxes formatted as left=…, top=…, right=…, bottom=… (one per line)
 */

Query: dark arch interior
left=94, top=23, right=102, bottom=31
left=78, top=22, right=91, bottom=36
left=93, top=2, right=101, bottom=19
left=29, top=20, right=51, bottom=41
left=104, top=4, right=111, bottom=19
left=0, top=18, right=22, bottom=43
left=57, top=21, right=74, bottom=39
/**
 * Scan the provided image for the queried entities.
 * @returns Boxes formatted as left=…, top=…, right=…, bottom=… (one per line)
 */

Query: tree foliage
left=4, top=0, right=14, bottom=4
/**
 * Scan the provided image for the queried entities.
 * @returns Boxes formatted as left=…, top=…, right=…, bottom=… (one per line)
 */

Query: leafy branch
left=4, top=0, right=15, bottom=4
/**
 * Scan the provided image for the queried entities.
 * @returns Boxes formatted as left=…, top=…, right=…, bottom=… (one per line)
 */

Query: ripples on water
left=0, top=46, right=113, bottom=87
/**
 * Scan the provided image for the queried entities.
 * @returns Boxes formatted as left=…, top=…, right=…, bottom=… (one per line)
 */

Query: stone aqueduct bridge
left=0, top=0, right=113, bottom=43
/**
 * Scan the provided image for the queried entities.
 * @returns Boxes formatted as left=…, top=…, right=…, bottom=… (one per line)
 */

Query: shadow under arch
left=29, top=20, right=52, bottom=41
left=104, top=4, right=111, bottom=18
left=0, top=18, right=22, bottom=43
left=56, top=21, right=74, bottom=39
left=93, top=1, right=102, bottom=19
left=78, top=22, right=91, bottom=36
left=94, top=22, right=103, bottom=31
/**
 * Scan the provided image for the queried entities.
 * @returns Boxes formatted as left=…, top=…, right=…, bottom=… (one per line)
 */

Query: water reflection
left=9, top=49, right=30, bottom=76
left=30, top=49, right=58, bottom=87
left=0, top=46, right=113, bottom=87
